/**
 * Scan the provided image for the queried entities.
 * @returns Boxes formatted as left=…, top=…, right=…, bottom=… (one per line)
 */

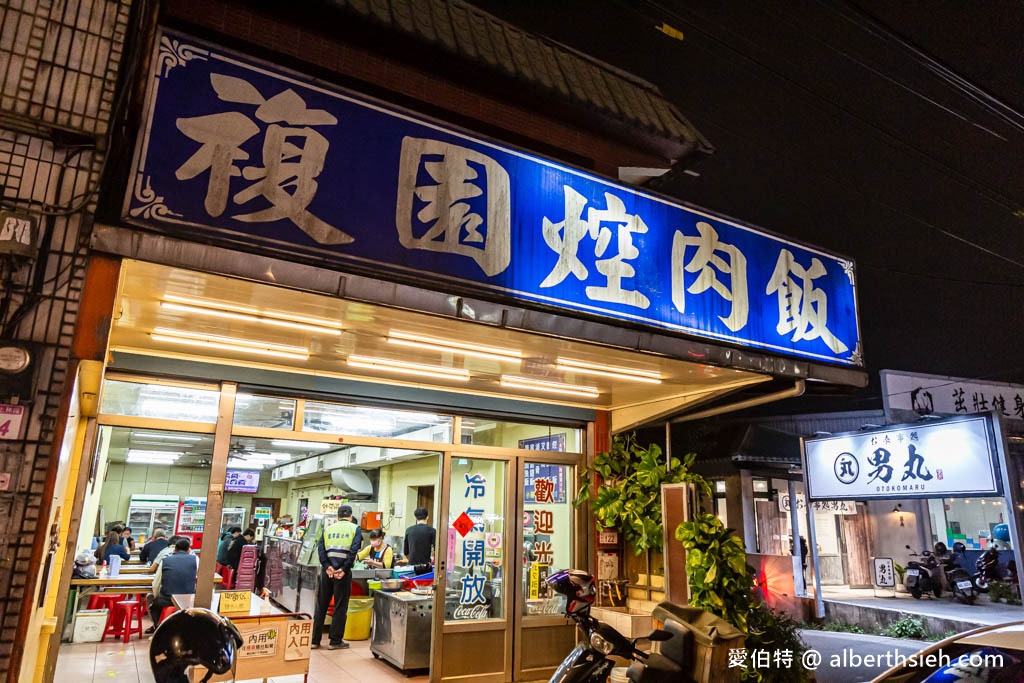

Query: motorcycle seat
left=626, top=654, right=690, bottom=683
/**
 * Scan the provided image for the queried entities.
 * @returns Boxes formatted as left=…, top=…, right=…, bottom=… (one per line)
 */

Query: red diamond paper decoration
left=453, top=511, right=475, bottom=537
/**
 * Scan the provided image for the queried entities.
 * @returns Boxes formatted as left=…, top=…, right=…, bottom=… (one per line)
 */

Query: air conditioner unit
left=330, top=468, right=373, bottom=499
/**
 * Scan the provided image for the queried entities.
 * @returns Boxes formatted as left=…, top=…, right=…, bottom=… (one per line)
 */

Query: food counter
left=370, top=590, right=433, bottom=671
left=266, top=534, right=382, bottom=617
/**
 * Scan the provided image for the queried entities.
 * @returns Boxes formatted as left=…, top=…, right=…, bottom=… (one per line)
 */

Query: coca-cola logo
left=452, top=604, right=488, bottom=620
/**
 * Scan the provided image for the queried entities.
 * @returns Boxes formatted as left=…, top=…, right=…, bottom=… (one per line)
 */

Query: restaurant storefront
left=17, top=12, right=868, bottom=683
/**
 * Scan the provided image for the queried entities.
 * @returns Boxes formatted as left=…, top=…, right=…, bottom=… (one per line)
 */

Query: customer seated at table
left=147, top=534, right=184, bottom=574
left=225, top=528, right=255, bottom=571
left=94, top=530, right=130, bottom=564
left=139, top=528, right=168, bottom=565
left=217, top=526, right=242, bottom=566
left=121, top=526, right=137, bottom=551
left=146, top=537, right=197, bottom=634
left=357, top=529, right=394, bottom=569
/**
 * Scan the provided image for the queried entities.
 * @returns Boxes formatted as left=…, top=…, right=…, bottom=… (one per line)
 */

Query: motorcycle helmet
left=545, top=569, right=596, bottom=613
left=150, top=608, right=243, bottom=683
left=933, top=542, right=948, bottom=556
left=993, top=524, right=1011, bottom=543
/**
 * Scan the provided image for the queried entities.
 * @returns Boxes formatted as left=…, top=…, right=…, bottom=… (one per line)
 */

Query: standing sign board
left=803, top=414, right=1002, bottom=501
left=125, top=30, right=862, bottom=368
left=872, top=558, right=895, bottom=588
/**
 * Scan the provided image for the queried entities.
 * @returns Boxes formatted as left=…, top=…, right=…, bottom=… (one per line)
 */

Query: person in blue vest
left=312, top=505, right=362, bottom=650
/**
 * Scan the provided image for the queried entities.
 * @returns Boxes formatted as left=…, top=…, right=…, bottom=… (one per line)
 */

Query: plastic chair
left=220, top=566, right=235, bottom=590
left=158, top=606, right=178, bottom=624
left=102, top=600, right=143, bottom=643
left=86, top=593, right=124, bottom=611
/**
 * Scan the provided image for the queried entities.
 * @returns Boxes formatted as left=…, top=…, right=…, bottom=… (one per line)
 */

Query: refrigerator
left=175, top=497, right=207, bottom=549
left=126, top=494, right=180, bottom=541
left=220, top=507, right=246, bottom=534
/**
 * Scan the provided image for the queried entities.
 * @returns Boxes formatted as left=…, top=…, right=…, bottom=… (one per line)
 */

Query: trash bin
left=73, top=609, right=109, bottom=643
left=343, top=597, right=373, bottom=641
left=652, top=603, right=745, bottom=683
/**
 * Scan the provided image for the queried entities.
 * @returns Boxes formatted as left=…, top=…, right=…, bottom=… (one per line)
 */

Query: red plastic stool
left=159, top=606, right=178, bottom=624
left=102, top=600, right=143, bottom=643
left=86, top=593, right=124, bottom=611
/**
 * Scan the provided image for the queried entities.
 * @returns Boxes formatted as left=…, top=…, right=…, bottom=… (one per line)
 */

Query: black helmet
left=150, top=608, right=243, bottom=683
left=545, top=569, right=596, bottom=614
left=933, top=542, right=948, bottom=556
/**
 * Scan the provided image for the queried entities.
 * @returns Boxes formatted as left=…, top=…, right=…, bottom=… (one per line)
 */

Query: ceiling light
left=347, top=355, right=470, bottom=381
left=132, top=433, right=203, bottom=442
left=500, top=375, right=599, bottom=398
left=151, top=328, right=310, bottom=361
left=128, top=449, right=183, bottom=458
left=162, top=294, right=343, bottom=334
left=387, top=331, right=522, bottom=362
left=271, top=440, right=333, bottom=450
left=556, top=357, right=662, bottom=383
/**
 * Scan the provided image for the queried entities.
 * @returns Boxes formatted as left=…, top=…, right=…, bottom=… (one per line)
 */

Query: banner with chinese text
left=126, top=31, right=862, bottom=367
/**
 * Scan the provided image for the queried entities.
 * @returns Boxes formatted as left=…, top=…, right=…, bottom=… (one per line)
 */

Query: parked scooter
left=935, top=542, right=976, bottom=604
left=904, top=545, right=942, bottom=599
left=974, top=546, right=1008, bottom=593
left=545, top=569, right=692, bottom=683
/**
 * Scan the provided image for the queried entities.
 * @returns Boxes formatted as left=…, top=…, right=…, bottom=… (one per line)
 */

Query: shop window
left=938, top=497, right=1011, bottom=550
left=444, top=457, right=506, bottom=622
left=461, top=418, right=582, bottom=453
left=523, top=462, right=572, bottom=616
left=233, top=394, right=296, bottom=429
left=100, top=380, right=220, bottom=422
left=301, top=401, right=452, bottom=441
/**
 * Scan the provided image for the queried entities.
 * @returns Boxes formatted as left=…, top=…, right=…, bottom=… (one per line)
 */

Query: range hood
left=330, top=468, right=373, bottom=499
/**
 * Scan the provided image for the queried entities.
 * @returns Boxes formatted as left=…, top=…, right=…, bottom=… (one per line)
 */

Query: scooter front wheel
left=910, top=587, right=922, bottom=599
left=974, top=576, right=990, bottom=593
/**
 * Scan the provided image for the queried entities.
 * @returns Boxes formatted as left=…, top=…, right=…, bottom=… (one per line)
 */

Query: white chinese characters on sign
left=541, top=187, right=650, bottom=309
left=176, top=74, right=352, bottom=245
left=671, top=221, right=748, bottom=331
left=766, top=249, right=847, bottom=353
left=396, top=137, right=511, bottom=276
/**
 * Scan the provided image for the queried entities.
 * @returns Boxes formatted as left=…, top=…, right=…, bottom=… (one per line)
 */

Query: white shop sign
left=873, top=557, right=895, bottom=588
left=778, top=494, right=856, bottom=514
left=882, top=369, right=1024, bottom=422
left=804, top=414, right=1001, bottom=500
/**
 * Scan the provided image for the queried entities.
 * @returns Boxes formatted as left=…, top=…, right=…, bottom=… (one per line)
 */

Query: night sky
left=466, top=1, right=1024, bottom=409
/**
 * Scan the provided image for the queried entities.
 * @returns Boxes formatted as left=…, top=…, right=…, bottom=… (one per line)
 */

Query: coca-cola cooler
left=175, top=497, right=206, bottom=550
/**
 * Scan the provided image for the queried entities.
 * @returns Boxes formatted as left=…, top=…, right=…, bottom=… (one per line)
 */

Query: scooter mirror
left=646, top=629, right=673, bottom=642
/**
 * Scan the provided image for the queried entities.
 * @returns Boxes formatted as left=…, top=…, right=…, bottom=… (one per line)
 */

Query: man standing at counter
left=402, top=507, right=436, bottom=569
left=312, top=505, right=361, bottom=650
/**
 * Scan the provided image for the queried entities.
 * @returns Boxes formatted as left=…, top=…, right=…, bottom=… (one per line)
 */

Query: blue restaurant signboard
left=125, top=31, right=862, bottom=367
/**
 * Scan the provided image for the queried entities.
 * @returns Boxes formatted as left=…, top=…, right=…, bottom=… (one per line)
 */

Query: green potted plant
left=574, top=433, right=709, bottom=555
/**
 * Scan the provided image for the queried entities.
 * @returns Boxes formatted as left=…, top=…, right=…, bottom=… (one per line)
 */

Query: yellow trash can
left=343, top=597, right=374, bottom=641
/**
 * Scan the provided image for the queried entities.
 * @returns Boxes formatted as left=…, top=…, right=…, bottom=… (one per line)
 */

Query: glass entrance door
left=432, top=453, right=514, bottom=682
left=431, top=452, right=580, bottom=682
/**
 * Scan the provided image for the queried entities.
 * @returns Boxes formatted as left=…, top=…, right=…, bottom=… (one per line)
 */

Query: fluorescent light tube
left=151, top=328, right=309, bottom=361
left=555, top=357, right=662, bottom=383
left=161, top=301, right=341, bottom=336
left=500, top=375, right=599, bottom=398
left=163, top=294, right=343, bottom=333
left=347, top=355, right=470, bottom=381
left=271, top=440, right=332, bottom=449
left=128, top=449, right=183, bottom=458
left=387, top=331, right=522, bottom=362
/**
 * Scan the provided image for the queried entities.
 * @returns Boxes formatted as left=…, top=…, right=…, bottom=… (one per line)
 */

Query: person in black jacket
left=139, top=528, right=169, bottom=564
left=225, top=528, right=256, bottom=571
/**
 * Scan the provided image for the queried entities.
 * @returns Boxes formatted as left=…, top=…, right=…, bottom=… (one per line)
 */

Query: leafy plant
left=989, top=581, right=1022, bottom=605
left=821, top=621, right=864, bottom=634
left=675, top=511, right=753, bottom=630
left=879, top=614, right=928, bottom=639
left=894, top=563, right=906, bottom=583
left=575, top=433, right=710, bottom=554
left=743, top=604, right=811, bottom=682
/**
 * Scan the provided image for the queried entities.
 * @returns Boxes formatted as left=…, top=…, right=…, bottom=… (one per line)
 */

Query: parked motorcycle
left=904, top=545, right=942, bottom=599
left=935, top=542, right=976, bottom=604
left=974, top=547, right=1002, bottom=593
left=545, top=569, right=692, bottom=683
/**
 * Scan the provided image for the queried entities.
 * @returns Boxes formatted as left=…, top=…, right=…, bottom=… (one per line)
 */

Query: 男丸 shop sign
left=803, top=414, right=1002, bottom=501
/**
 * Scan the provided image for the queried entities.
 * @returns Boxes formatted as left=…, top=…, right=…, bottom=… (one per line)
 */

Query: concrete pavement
left=799, top=630, right=930, bottom=683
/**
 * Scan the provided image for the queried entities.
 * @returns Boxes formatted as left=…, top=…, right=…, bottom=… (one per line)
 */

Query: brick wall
left=0, top=1, right=131, bottom=677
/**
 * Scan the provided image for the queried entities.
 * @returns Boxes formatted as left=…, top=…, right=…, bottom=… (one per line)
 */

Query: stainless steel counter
left=370, top=590, right=433, bottom=671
